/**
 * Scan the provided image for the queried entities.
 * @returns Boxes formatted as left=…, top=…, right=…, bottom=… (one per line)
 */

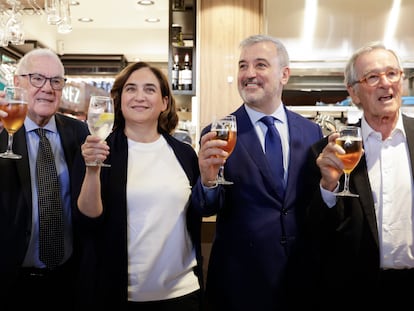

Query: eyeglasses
left=352, top=68, right=403, bottom=87
left=19, top=73, right=67, bottom=90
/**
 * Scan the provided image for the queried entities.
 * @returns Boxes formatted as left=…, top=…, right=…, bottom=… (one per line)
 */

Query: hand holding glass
left=335, top=126, right=363, bottom=197
left=209, top=115, right=237, bottom=185
left=86, top=95, right=114, bottom=167
left=0, top=86, right=28, bottom=159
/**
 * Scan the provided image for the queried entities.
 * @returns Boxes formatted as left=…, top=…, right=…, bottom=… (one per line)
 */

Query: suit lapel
left=55, top=114, right=69, bottom=162
left=284, top=111, right=305, bottom=194
left=11, top=126, right=33, bottom=225
left=342, top=119, right=378, bottom=244
left=55, top=114, right=78, bottom=169
left=233, top=106, right=281, bottom=196
left=352, top=154, right=379, bottom=246
left=403, top=114, right=414, bottom=177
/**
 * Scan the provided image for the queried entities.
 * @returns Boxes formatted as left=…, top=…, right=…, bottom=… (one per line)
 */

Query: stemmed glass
left=86, top=95, right=114, bottom=167
left=209, top=115, right=237, bottom=185
left=0, top=86, right=28, bottom=159
left=335, top=126, right=363, bottom=197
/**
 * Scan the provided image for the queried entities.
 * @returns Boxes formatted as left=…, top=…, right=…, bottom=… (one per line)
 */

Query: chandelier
left=0, top=0, right=72, bottom=47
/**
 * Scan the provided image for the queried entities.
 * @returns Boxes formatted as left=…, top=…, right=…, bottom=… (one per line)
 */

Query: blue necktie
left=260, top=116, right=285, bottom=198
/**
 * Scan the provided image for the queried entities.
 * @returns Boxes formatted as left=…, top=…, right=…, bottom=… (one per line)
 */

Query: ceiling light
left=383, top=0, right=401, bottom=45
left=78, top=17, right=93, bottom=23
left=137, top=0, right=154, bottom=5
left=145, top=18, right=160, bottom=23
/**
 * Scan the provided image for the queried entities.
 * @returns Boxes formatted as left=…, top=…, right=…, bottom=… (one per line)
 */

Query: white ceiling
left=266, top=0, right=414, bottom=66
left=8, top=0, right=170, bottom=62
left=4, top=0, right=414, bottom=67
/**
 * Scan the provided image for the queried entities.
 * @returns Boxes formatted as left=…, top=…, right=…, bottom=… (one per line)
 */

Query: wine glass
left=86, top=95, right=114, bottom=167
left=209, top=115, right=237, bottom=185
left=335, top=126, right=363, bottom=197
left=0, top=86, right=28, bottom=159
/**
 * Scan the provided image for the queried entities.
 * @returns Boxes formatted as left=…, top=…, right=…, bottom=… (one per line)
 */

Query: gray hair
left=15, top=48, right=65, bottom=76
left=344, top=41, right=403, bottom=87
left=239, top=34, right=290, bottom=67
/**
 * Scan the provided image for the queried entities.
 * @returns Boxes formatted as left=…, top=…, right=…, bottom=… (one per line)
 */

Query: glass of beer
left=0, top=86, right=28, bottom=159
left=335, top=126, right=363, bottom=197
left=209, top=115, right=237, bottom=185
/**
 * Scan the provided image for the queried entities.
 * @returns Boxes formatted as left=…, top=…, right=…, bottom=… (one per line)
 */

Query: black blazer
left=71, top=127, right=203, bottom=309
left=304, top=114, right=414, bottom=308
left=0, top=113, right=89, bottom=294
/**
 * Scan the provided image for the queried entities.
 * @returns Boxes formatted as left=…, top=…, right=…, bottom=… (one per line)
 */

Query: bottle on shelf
left=172, top=53, right=180, bottom=90
left=180, top=52, right=192, bottom=91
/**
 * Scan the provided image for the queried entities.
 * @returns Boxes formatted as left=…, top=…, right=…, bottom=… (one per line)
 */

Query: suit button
left=280, top=236, right=287, bottom=245
left=281, top=208, right=288, bottom=215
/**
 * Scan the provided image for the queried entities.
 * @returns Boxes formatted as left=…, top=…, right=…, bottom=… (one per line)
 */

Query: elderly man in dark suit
left=305, top=41, right=414, bottom=310
left=192, top=34, right=323, bottom=310
left=0, top=48, right=89, bottom=310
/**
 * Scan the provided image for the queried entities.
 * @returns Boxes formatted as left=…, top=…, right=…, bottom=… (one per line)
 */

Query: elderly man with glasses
left=0, top=48, right=89, bottom=311
left=304, top=41, right=414, bottom=310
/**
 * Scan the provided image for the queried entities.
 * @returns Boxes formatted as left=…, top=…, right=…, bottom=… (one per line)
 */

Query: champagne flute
left=0, top=86, right=28, bottom=159
left=335, top=126, right=363, bottom=197
left=209, top=115, right=237, bottom=185
left=86, top=95, right=114, bottom=167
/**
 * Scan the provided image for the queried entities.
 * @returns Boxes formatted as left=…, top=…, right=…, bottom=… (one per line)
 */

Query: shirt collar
left=244, top=103, right=287, bottom=125
left=361, top=110, right=406, bottom=141
left=24, top=115, right=58, bottom=134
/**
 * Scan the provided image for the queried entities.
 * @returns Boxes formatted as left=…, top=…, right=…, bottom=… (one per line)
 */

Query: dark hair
left=110, top=61, right=179, bottom=134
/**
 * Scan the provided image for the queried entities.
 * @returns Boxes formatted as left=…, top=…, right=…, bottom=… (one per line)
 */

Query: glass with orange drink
left=335, top=126, right=363, bottom=197
left=0, top=86, right=28, bottom=159
left=209, top=115, right=237, bottom=185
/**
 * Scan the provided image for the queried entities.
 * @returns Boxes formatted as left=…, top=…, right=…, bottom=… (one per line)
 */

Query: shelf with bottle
left=171, top=48, right=193, bottom=94
left=169, top=0, right=195, bottom=96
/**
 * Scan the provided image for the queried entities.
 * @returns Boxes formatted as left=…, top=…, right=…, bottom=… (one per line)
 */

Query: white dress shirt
left=321, top=111, right=414, bottom=269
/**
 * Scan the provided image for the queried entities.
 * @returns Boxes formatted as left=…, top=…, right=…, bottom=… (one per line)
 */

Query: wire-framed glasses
left=19, top=73, right=67, bottom=90
left=352, top=68, right=403, bottom=87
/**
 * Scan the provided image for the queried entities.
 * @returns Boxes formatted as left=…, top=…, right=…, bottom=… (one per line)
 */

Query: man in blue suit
left=192, top=35, right=323, bottom=310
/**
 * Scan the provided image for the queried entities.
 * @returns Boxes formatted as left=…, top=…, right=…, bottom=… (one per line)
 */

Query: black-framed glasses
left=19, top=73, right=67, bottom=90
left=352, top=68, right=403, bottom=87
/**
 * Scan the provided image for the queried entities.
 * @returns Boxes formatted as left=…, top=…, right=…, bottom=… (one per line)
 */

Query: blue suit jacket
left=192, top=104, right=323, bottom=310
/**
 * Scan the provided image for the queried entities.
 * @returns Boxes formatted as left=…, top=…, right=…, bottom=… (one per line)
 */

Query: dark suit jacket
left=0, top=113, right=89, bottom=296
left=192, top=104, right=323, bottom=310
left=71, top=128, right=203, bottom=309
left=304, top=114, right=414, bottom=309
